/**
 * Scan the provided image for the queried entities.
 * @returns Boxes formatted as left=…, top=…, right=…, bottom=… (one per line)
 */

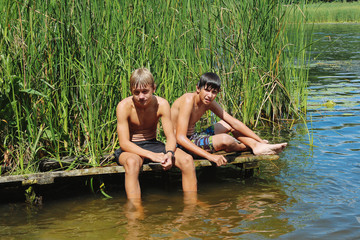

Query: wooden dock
left=0, top=152, right=279, bottom=187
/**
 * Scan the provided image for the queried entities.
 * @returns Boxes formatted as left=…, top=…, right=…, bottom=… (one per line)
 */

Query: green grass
left=302, top=2, right=360, bottom=23
left=0, top=0, right=310, bottom=174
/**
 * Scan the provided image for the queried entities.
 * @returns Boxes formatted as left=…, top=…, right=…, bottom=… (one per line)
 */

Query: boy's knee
left=214, top=120, right=232, bottom=133
left=179, top=154, right=195, bottom=170
left=219, top=134, right=236, bottom=147
left=125, top=156, right=142, bottom=173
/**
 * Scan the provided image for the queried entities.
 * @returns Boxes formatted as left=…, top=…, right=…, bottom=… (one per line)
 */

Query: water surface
left=1, top=24, right=360, bottom=239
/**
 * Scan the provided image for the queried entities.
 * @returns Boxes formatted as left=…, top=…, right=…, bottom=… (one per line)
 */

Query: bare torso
left=171, top=92, right=209, bottom=136
left=122, top=96, right=160, bottom=141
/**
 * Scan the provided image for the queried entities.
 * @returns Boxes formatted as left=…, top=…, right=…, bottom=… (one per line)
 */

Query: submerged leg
left=125, top=198, right=144, bottom=221
left=118, top=152, right=143, bottom=199
left=174, top=149, right=197, bottom=194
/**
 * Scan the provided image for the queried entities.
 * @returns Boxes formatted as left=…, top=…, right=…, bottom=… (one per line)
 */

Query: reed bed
left=0, top=0, right=309, bottom=174
left=299, top=2, right=360, bottom=23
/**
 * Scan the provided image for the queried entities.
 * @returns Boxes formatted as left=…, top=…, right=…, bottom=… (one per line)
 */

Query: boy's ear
left=153, top=84, right=157, bottom=93
left=196, top=85, right=200, bottom=93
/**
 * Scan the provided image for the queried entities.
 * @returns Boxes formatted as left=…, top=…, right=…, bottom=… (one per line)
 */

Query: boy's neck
left=193, top=92, right=211, bottom=111
left=132, top=95, right=154, bottom=110
left=194, top=92, right=203, bottom=106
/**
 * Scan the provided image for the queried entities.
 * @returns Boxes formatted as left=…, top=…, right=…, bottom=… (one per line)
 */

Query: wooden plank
left=0, top=166, right=126, bottom=186
left=193, top=152, right=279, bottom=167
left=0, top=152, right=279, bottom=187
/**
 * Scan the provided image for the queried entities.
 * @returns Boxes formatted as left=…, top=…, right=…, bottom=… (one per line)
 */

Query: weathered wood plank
left=0, top=152, right=279, bottom=187
left=194, top=152, right=279, bottom=166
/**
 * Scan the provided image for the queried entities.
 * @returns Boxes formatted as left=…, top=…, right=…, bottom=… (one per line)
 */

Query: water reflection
left=281, top=24, right=360, bottom=239
left=0, top=174, right=296, bottom=239
left=141, top=179, right=293, bottom=238
left=309, top=24, right=360, bottom=61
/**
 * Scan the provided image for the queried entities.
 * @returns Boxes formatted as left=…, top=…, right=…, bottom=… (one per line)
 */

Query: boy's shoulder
left=176, top=92, right=196, bottom=103
left=154, top=95, right=169, bottom=104
left=117, top=96, right=132, bottom=108
left=183, top=92, right=196, bottom=98
left=172, top=92, right=194, bottom=109
left=152, top=96, right=170, bottom=110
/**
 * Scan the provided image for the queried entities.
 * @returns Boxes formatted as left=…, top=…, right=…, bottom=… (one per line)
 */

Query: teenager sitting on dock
left=171, top=72, right=287, bottom=167
left=114, top=68, right=197, bottom=200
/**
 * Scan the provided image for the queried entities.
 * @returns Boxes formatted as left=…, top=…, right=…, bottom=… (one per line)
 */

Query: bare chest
left=128, top=108, right=159, bottom=130
left=188, top=105, right=208, bottom=127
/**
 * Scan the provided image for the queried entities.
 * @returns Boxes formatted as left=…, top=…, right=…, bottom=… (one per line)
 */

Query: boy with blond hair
left=115, top=68, right=197, bottom=200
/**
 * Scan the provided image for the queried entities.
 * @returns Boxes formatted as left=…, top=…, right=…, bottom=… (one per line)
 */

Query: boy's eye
left=133, top=89, right=149, bottom=95
left=205, top=88, right=218, bottom=94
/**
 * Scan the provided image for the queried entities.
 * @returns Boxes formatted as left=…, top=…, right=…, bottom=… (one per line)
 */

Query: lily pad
left=321, top=100, right=336, bottom=108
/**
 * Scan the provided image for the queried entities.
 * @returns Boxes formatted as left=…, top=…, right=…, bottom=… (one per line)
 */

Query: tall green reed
left=0, top=0, right=309, bottom=174
left=301, top=2, right=360, bottom=23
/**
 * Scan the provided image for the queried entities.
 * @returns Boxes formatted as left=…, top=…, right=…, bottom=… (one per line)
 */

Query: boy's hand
left=150, top=152, right=167, bottom=163
left=161, top=155, right=172, bottom=171
left=208, top=154, right=227, bottom=166
left=149, top=152, right=173, bottom=170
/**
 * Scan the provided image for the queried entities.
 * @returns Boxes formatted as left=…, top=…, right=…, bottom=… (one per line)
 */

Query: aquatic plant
left=292, top=2, right=360, bottom=23
left=0, top=0, right=309, bottom=174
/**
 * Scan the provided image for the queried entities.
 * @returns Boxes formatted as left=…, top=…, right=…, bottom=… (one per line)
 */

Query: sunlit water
left=1, top=24, right=360, bottom=239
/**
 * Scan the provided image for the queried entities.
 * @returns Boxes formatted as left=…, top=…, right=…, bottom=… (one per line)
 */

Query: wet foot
left=252, top=142, right=287, bottom=155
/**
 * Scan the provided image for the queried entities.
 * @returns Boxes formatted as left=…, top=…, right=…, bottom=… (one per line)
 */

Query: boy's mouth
left=137, top=98, right=148, bottom=105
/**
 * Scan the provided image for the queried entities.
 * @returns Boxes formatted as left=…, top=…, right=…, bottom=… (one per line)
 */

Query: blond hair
left=130, top=68, right=155, bottom=90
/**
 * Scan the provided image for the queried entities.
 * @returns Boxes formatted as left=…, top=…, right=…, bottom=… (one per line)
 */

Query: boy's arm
left=158, top=98, right=176, bottom=152
left=116, top=102, right=166, bottom=163
left=175, top=97, right=227, bottom=166
left=210, top=101, right=264, bottom=142
left=157, top=98, right=176, bottom=169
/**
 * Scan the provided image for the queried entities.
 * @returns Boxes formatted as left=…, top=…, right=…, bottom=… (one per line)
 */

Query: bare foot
left=252, top=142, right=287, bottom=155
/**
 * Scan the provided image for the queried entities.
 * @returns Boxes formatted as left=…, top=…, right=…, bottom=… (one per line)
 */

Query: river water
left=1, top=24, right=359, bottom=239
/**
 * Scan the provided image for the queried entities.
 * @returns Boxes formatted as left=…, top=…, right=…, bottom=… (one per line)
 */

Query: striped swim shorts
left=188, top=126, right=215, bottom=152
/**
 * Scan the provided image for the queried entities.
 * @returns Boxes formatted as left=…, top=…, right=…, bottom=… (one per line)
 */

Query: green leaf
left=20, top=88, right=49, bottom=99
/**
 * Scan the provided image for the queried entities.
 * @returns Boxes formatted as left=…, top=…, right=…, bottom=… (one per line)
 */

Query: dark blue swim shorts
left=113, top=139, right=166, bottom=165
